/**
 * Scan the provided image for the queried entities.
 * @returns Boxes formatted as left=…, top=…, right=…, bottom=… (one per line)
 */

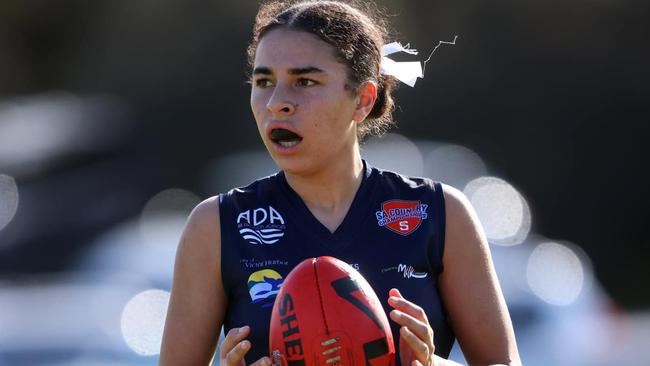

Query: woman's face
left=250, top=28, right=367, bottom=176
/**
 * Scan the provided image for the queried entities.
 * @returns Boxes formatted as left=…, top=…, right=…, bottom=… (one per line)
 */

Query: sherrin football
left=269, top=256, right=395, bottom=366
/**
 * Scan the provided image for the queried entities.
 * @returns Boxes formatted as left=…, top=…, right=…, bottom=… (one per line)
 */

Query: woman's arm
left=387, top=184, right=520, bottom=366
left=439, top=184, right=520, bottom=365
left=159, top=196, right=226, bottom=365
left=159, top=196, right=272, bottom=366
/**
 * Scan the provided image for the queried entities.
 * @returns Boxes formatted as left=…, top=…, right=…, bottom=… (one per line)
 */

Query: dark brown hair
left=247, top=0, right=398, bottom=140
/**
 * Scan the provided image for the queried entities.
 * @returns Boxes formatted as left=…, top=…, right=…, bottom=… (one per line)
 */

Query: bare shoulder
left=179, top=195, right=222, bottom=254
left=439, top=183, right=491, bottom=283
left=172, top=194, right=223, bottom=288
left=173, top=195, right=224, bottom=278
left=441, top=183, right=470, bottom=215
left=438, top=182, right=492, bottom=283
left=441, top=183, right=486, bottom=249
left=187, top=195, right=221, bottom=230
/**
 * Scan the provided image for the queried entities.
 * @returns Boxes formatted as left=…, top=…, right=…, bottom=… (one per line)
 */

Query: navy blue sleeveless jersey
left=219, top=161, right=454, bottom=365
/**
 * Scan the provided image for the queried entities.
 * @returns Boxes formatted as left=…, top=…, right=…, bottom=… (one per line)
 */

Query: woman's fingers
left=220, top=326, right=251, bottom=366
left=388, top=292, right=429, bottom=324
left=399, top=326, right=433, bottom=363
left=390, top=309, right=434, bottom=350
left=388, top=289, right=436, bottom=366
left=219, top=326, right=272, bottom=366
left=220, top=326, right=250, bottom=358
left=225, top=340, right=252, bottom=366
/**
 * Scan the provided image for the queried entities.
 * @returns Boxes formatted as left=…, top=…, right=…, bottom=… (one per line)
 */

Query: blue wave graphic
left=239, top=227, right=284, bottom=245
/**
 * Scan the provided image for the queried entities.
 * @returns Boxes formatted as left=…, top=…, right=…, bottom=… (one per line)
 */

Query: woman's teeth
left=279, top=140, right=300, bottom=148
left=270, top=128, right=302, bottom=148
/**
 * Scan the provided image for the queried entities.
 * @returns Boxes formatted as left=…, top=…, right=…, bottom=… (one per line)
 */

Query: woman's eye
left=255, top=79, right=273, bottom=88
left=297, top=78, right=316, bottom=87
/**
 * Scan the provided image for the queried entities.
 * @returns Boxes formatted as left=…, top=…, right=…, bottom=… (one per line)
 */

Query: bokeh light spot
left=526, top=242, right=584, bottom=306
left=0, top=174, right=19, bottom=232
left=120, top=289, right=170, bottom=356
left=362, top=133, right=423, bottom=177
left=422, top=143, right=487, bottom=189
left=464, top=176, right=531, bottom=246
left=139, top=188, right=200, bottom=249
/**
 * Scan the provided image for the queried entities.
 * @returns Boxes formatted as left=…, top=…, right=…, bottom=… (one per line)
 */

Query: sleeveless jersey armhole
left=432, top=181, right=446, bottom=274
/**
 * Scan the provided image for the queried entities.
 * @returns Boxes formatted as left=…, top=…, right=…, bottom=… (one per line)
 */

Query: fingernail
left=240, top=341, right=250, bottom=350
left=388, top=296, right=397, bottom=305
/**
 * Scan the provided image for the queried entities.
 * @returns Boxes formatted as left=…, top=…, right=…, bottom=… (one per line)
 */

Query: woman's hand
left=388, top=288, right=438, bottom=366
left=219, top=326, right=271, bottom=366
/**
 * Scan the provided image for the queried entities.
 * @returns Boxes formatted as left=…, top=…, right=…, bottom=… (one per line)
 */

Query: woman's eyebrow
left=252, top=66, right=272, bottom=75
left=288, top=66, right=323, bottom=75
left=252, top=66, right=324, bottom=76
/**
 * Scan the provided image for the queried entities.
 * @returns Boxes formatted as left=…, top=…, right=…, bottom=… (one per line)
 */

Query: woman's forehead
left=254, top=28, right=344, bottom=72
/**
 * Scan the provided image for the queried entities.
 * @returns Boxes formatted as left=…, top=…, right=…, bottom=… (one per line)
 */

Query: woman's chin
left=271, top=155, right=321, bottom=177
left=270, top=155, right=304, bottom=173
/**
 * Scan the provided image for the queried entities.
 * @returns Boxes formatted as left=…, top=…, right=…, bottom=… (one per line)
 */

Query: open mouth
left=269, top=128, right=303, bottom=148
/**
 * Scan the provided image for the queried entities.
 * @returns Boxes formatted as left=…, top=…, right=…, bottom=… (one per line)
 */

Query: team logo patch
left=237, top=206, right=286, bottom=245
left=381, top=264, right=429, bottom=279
left=248, top=269, right=284, bottom=307
left=375, top=199, right=428, bottom=235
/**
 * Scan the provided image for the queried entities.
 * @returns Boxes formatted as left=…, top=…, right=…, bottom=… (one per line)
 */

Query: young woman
left=160, top=1, right=520, bottom=365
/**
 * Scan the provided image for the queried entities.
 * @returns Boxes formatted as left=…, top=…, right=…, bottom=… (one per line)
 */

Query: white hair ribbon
left=380, top=36, right=458, bottom=87
left=380, top=42, right=422, bottom=87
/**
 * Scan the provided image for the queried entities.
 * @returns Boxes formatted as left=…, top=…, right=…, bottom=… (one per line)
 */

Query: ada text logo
left=376, top=199, right=428, bottom=235
left=237, top=206, right=285, bottom=245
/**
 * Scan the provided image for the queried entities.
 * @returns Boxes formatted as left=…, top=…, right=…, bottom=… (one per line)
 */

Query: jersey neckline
left=276, top=160, right=379, bottom=250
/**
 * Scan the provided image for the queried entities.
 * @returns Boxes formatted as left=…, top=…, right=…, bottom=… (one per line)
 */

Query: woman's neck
left=284, top=153, right=364, bottom=233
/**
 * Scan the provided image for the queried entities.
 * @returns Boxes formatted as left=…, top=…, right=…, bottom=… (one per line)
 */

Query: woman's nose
left=266, top=87, right=296, bottom=116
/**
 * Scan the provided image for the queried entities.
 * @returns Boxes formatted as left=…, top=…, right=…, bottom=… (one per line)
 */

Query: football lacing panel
left=321, top=337, right=343, bottom=366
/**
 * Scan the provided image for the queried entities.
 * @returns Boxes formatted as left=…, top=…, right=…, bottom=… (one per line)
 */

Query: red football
left=269, top=256, right=395, bottom=366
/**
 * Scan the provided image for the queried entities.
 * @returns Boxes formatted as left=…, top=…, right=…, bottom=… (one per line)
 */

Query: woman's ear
left=352, top=81, right=378, bottom=122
